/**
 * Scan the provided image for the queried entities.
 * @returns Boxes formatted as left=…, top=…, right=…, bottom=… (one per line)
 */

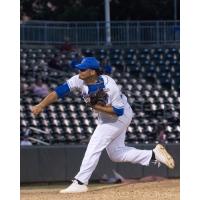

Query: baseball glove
left=88, top=89, right=108, bottom=107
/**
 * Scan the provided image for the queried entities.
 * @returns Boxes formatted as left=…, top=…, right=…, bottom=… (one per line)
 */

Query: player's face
left=79, top=69, right=95, bottom=80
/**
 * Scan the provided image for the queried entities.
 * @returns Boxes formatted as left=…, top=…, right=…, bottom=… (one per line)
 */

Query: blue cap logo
left=75, top=57, right=100, bottom=70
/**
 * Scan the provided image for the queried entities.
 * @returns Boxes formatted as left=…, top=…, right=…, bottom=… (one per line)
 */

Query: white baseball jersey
left=66, top=74, right=134, bottom=124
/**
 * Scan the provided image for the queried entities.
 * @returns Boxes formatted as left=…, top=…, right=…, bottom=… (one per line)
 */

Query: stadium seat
left=20, top=46, right=180, bottom=144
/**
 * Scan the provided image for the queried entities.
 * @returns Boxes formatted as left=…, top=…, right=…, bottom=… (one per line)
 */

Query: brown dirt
left=21, top=179, right=179, bottom=200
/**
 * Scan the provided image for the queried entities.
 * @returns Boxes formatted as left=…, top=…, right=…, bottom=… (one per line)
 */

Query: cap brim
left=74, top=63, right=87, bottom=70
left=75, top=64, right=99, bottom=70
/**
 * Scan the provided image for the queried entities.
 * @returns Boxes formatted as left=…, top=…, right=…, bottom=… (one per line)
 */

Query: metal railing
left=20, top=20, right=180, bottom=47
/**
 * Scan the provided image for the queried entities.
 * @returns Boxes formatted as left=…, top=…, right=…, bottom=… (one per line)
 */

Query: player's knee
left=108, top=154, right=122, bottom=162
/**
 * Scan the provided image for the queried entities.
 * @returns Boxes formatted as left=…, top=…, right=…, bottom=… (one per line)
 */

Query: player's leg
left=60, top=121, right=126, bottom=193
left=74, top=122, right=125, bottom=184
left=106, top=130, right=175, bottom=168
left=106, top=130, right=152, bottom=166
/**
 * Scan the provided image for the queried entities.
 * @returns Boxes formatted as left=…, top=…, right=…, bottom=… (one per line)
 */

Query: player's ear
left=90, top=69, right=96, bottom=76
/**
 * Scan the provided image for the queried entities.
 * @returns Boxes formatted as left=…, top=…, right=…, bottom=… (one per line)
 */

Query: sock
left=151, top=151, right=156, bottom=161
left=74, top=179, right=84, bottom=185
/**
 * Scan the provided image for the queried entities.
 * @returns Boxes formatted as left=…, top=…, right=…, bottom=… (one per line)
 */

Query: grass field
left=21, top=179, right=179, bottom=200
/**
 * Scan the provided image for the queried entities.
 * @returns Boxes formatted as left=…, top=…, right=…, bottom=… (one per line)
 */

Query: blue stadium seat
left=20, top=46, right=180, bottom=144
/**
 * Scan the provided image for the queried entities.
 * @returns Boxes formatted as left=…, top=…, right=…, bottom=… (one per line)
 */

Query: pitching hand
left=32, top=104, right=44, bottom=116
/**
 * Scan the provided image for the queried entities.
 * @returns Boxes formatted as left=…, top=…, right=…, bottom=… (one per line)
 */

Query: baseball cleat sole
left=153, top=144, right=175, bottom=169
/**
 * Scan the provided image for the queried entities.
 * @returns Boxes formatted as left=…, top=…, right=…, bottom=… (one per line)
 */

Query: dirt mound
left=21, top=179, right=179, bottom=200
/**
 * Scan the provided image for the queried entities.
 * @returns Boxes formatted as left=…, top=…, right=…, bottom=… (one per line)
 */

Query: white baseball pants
left=75, top=119, right=152, bottom=185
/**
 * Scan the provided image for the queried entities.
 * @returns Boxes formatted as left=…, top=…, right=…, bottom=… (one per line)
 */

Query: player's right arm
left=32, top=91, right=58, bottom=115
left=32, top=75, right=82, bottom=116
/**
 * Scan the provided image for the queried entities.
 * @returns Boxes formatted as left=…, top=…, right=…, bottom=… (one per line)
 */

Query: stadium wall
left=20, top=144, right=179, bottom=183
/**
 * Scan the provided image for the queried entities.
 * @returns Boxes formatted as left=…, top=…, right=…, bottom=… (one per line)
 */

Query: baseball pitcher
left=32, top=57, right=175, bottom=193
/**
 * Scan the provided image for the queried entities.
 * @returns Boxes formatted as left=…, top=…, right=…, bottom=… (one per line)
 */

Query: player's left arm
left=92, top=104, right=117, bottom=116
left=93, top=85, right=124, bottom=116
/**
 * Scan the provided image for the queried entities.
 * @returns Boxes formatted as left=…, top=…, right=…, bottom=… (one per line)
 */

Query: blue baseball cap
left=75, top=57, right=100, bottom=70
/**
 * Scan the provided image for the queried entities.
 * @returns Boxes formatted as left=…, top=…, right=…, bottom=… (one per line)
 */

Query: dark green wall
left=20, top=144, right=180, bottom=183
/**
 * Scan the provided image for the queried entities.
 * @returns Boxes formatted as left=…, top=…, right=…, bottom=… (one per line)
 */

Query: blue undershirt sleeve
left=112, top=106, right=124, bottom=116
left=54, top=83, right=70, bottom=99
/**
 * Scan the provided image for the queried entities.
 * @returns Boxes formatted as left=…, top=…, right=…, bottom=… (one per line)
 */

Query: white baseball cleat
left=59, top=180, right=88, bottom=193
left=153, top=144, right=175, bottom=169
